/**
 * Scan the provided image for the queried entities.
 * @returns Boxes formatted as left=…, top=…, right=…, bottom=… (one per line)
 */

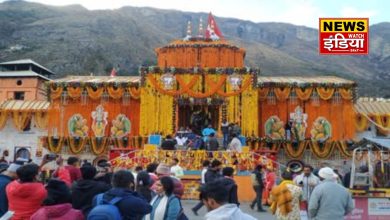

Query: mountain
left=0, top=1, right=389, bottom=97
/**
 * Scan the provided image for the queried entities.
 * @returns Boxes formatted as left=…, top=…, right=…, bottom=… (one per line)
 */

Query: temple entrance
left=178, top=105, right=220, bottom=135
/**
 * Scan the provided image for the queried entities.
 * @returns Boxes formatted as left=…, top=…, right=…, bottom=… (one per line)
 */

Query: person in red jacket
left=6, top=163, right=47, bottom=220
left=31, top=179, right=83, bottom=220
left=64, top=157, right=82, bottom=183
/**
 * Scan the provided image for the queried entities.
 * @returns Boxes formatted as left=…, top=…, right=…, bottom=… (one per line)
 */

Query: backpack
left=87, top=194, right=123, bottom=220
left=164, top=196, right=188, bottom=220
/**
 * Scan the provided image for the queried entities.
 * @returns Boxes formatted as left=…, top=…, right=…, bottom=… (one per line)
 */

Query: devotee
left=293, top=164, right=320, bottom=209
left=89, top=170, right=152, bottom=219
left=0, top=161, right=22, bottom=216
left=94, top=161, right=113, bottom=186
left=206, top=132, right=219, bottom=151
left=205, top=159, right=223, bottom=184
left=146, top=163, right=159, bottom=185
left=31, top=179, right=83, bottom=220
left=161, top=135, right=176, bottom=150
left=200, top=179, right=256, bottom=220
left=191, top=160, right=210, bottom=216
left=228, top=133, right=242, bottom=152
left=202, top=124, right=216, bottom=143
left=250, top=164, right=266, bottom=212
left=221, top=119, right=230, bottom=149
left=136, top=171, right=153, bottom=203
left=222, top=167, right=239, bottom=206
left=6, top=163, right=47, bottom=220
left=263, top=165, right=276, bottom=206
left=269, top=170, right=302, bottom=220
left=71, top=164, right=110, bottom=216
left=65, top=156, right=82, bottom=183
left=154, top=163, right=184, bottom=199
left=308, top=167, right=354, bottom=220
left=145, top=176, right=184, bottom=220
left=170, top=158, right=184, bottom=179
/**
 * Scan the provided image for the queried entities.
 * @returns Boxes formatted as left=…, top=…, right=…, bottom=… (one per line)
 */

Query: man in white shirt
left=170, top=158, right=184, bottom=179
left=293, top=165, right=320, bottom=206
left=228, top=133, right=242, bottom=152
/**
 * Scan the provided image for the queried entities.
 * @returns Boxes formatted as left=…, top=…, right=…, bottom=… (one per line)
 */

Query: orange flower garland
left=339, top=88, right=353, bottom=100
left=0, top=110, right=8, bottom=130
left=310, top=141, right=335, bottom=159
left=86, top=86, right=104, bottom=100
left=274, top=87, right=291, bottom=101
left=284, top=142, right=307, bottom=158
left=90, top=137, right=109, bottom=155
left=34, top=112, right=48, bottom=130
left=50, top=85, right=63, bottom=99
left=295, top=88, right=313, bottom=101
left=258, top=88, right=269, bottom=101
left=12, top=111, right=31, bottom=132
left=316, top=87, right=335, bottom=100
left=355, top=113, right=369, bottom=132
left=48, top=136, right=64, bottom=153
left=68, top=137, right=88, bottom=154
left=67, top=87, right=82, bottom=99
left=107, top=86, right=124, bottom=99
left=129, top=87, right=141, bottom=99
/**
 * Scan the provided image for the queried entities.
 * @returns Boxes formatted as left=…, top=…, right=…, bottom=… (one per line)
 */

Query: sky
left=3, top=0, right=389, bottom=28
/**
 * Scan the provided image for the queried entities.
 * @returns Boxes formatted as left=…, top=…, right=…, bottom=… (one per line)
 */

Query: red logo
left=319, top=18, right=369, bottom=55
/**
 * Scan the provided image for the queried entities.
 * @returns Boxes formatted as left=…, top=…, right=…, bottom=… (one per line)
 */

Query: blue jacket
left=149, top=195, right=180, bottom=220
left=92, top=188, right=152, bottom=220
left=0, top=174, right=12, bottom=216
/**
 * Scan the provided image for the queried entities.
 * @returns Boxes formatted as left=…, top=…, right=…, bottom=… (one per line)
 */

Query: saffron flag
left=205, top=12, right=223, bottom=40
left=110, top=68, right=117, bottom=77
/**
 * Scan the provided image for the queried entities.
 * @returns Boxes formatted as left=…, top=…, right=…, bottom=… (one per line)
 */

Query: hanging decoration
left=267, top=89, right=276, bottom=105
left=12, top=111, right=31, bottom=132
left=295, top=88, right=313, bottom=101
left=310, top=117, right=332, bottom=141
left=34, top=112, right=48, bottom=130
left=241, top=84, right=258, bottom=136
left=87, top=86, right=104, bottom=100
left=289, top=89, right=298, bottom=105
left=0, top=110, right=8, bottom=130
left=311, top=90, right=320, bottom=106
left=67, top=86, right=82, bottom=99
left=264, top=116, right=286, bottom=140
left=290, top=106, right=308, bottom=141
left=90, top=137, right=109, bottom=155
left=332, top=90, right=342, bottom=105
left=60, top=90, right=68, bottom=105
left=50, top=85, right=63, bottom=100
left=101, top=90, right=109, bottom=104
left=355, top=113, right=369, bottom=132
left=68, top=137, right=89, bottom=154
left=111, top=114, right=131, bottom=138
left=47, top=136, right=64, bottom=153
left=316, top=87, right=335, bottom=100
left=258, top=87, right=269, bottom=101
left=107, top=86, right=124, bottom=99
left=122, top=90, right=131, bottom=106
left=68, top=114, right=89, bottom=137
left=81, top=90, right=88, bottom=105
left=91, top=105, right=108, bottom=137
left=274, top=87, right=291, bottom=101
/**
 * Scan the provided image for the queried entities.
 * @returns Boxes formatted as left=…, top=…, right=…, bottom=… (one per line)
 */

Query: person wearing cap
left=308, top=167, right=354, bottom=220
left=31, top=179, right=83, bottom=220
left=0, top=160, right=26, bottom=217
left=152, top=163, right=184, bottom=199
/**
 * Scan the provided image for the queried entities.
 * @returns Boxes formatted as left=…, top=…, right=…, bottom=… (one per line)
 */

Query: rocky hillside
left=0, top=1, right=389, bottom=96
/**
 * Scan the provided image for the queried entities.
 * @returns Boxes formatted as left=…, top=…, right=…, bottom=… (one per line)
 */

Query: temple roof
left=0, top=100, right=49, bottom=112
left=0, top=59, right=55, bottom=75
left=355, top=98, right=390, bottom=115
left=157, top=38, right=243, bottom=50
left=257, top=76, right=356, bottom=88
left=52, top=75, right=141, bottom=85
left=0, top=70, right=51, bottom=81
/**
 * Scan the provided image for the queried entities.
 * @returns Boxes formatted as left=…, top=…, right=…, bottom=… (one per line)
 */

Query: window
left=14, top=92, right=25, bottom=100
left=16, top=80, right=23, bottom=86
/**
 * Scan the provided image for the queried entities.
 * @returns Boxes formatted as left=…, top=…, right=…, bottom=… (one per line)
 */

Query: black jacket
left=205, top=168, right=222, bottom=183
left=161, top=139, right=176, bottom=150
left=222, top=177, right=240, bottom=206
left=71, top=179, right=111, bottom=216
left=92, top=188, right=152, bottom=220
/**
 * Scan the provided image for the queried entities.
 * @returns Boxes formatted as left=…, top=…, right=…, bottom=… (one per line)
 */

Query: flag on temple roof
left=205, top=12, right=223, bottom=40
left=110, top=67, right=117, bottom=77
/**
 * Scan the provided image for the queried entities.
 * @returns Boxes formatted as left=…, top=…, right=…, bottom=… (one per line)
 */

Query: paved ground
left=182, top=200, right=275, bottom=220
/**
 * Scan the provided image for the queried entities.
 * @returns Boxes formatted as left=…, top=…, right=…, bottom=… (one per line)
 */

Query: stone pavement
left=182, top=200, right=276, bottom=220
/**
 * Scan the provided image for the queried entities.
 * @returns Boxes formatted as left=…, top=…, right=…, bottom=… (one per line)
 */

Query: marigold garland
left=129, top=87, right=141, bottom=99
left=295, top=88, right=313, bottom=101
left=86, top=86, right=104, bottom=100
left=48, top=136, right=64, bottom=153
left=12, top=111, right=31, bottom=132
left=107, top=86, right=124, bottom=99
left=241, top=85, right=258, bottom=136
left=339, top=88, right=353, bottom=100
left=50, top=85, right=63, bottom=99
left=68, top=137, right=88, bottom=154
left=34, top=112, right=48, bottom=130
left=316, top=87, right=335, bottom=100
left=0, top=110, right=8, bottom=130
left=310, top=141, right=335, bottom=159
left=258, top=88, right=269, bottom=101
left=355, top=114, right=369, bottom=132
left=284, top=142, right=307, bottom=158
left=67, top=87, right=82, bottom=99
left=274, top=87, right=291, bottom=101
left=90, top=137, right=109, bottom=155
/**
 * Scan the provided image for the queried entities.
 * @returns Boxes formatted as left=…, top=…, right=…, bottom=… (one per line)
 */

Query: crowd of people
left=249, top=163, right=355, bottom=220
left=161, top=121, right=243, bottom=152
left=0, top=155, right=257, bottom=220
